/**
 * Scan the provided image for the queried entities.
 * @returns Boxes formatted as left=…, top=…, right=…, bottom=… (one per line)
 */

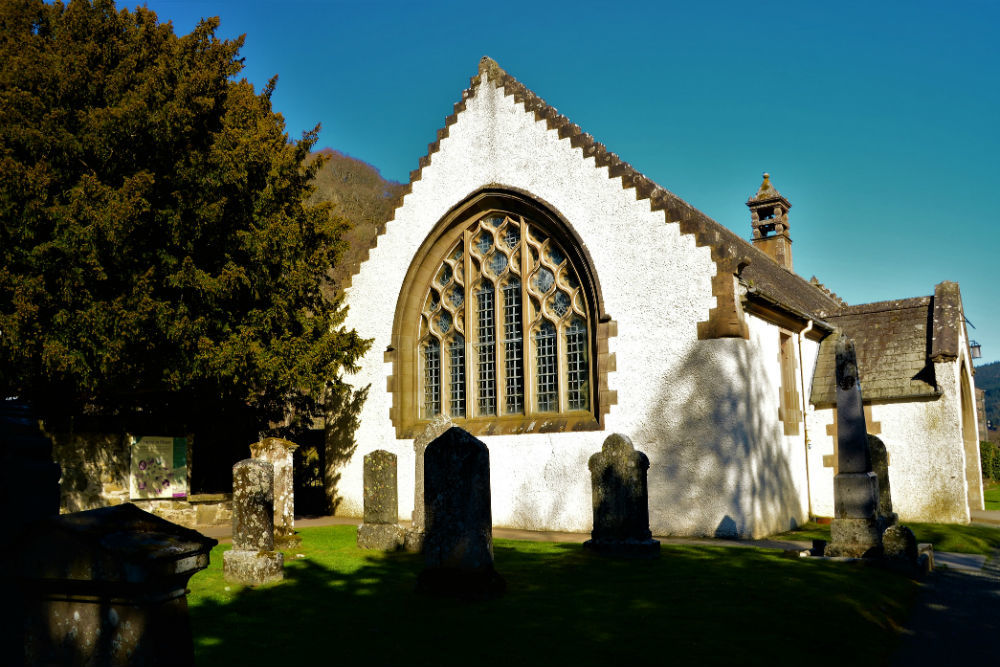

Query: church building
left=336, top=57, right=982, bottom=538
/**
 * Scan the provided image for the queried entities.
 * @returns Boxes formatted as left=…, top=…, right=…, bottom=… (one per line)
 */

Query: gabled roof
left=809, top=282, right=968, bottom=405
left=357, top=56, right=841, bottom=327
left=811, top=297, right=937, bottom=405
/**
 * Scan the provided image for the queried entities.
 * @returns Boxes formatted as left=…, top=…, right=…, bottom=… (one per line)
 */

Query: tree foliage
left=0, top=0, right=369, bottom=433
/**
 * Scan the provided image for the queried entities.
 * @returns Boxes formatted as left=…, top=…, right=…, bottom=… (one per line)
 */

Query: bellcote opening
left=747, top=173, right=793, bottom=271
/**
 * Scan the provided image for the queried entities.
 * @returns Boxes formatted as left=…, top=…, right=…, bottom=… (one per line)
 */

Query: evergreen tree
left=0, top=0, right=369, bottom=434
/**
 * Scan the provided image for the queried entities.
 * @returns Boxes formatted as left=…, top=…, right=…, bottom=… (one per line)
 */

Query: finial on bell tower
left=747, top=172, right=793, bottom=271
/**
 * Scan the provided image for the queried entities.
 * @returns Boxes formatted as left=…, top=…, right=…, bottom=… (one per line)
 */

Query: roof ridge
left=822, top=296, right=932, bottom=318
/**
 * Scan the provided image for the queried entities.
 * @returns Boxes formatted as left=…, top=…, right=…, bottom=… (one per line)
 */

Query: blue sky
left=143, top=0, right=1000, bottom=363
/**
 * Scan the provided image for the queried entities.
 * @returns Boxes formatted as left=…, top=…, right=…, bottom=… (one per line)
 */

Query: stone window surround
left=386, top=188, right=617, bottom=439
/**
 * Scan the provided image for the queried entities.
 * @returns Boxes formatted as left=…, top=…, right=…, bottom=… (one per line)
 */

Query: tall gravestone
left=405, top=414, right=453, bottom=552
left=357, top=450, right=404, bottom=550
left=223, top=459, right=284, bottom=585
left=249, top=437, right=300, bottom=548
left=417, top=427, right=505, bottom=598
left=867, top=434, right=898, bottom=527
left=826, top=335, right=884, bottom=558
left=583, top=433, right=660, bottom=557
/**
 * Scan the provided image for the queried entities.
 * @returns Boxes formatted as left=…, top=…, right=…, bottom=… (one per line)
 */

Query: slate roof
left=810, top=297, right=939, bottom=405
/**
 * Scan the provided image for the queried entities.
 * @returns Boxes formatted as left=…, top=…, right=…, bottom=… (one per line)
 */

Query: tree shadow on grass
left=190, top=527, right=917, bottom=667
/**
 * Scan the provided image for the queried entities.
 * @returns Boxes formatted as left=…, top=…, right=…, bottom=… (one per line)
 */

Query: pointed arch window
left=389, top=190, right=615, bottom=438
left=416, top=211, right=595, bottom=427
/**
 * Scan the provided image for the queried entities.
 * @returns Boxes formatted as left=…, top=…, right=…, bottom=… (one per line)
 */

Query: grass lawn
left=769, top=521, right=1000, bottom=555
left=985, top=482, right=1000, bottom=511
left=188, top=525, right=917, bottom=666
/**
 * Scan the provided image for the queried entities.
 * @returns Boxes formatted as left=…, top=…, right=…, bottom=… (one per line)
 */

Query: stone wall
left=49, top=431, right=131, bottom=512
left=48, top=430, right=231, bottom=527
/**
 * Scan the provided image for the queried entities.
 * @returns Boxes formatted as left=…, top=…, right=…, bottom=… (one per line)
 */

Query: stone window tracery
left=417, top=211, right=593, bottom=423
left=389, top=190, right=615, bottom=438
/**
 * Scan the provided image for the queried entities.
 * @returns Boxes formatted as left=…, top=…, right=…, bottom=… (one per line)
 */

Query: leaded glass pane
left=536, top=321, right=558, bottom=412
left=566, top=318, right=589, bottom=410
left=424, top=339, right=440, bottom=417
left=447, top=285, right=464, bottom=309
left=476, top=283, right=496, bottom=416
left=488, top=251, right=508, bottom=276
left=532, top=267, right=555, bottom=294
left=449, top=335, right=466, bottom=417
left=502, top=279, right=523, bottom=414
left=425, top=290, right=439, bottom=313
left=546, top=245, right=566, bottom=267
left=475, top=231, right=494, bottom=255
left=450, top=246, right=463, bottom=263
left=435, top=310, right=452, bottom=334
left=437, top=264, right=452, bottom=286
left=548, top=290, right=571, bottom=318
left=502, top=225, right=520, bottom=249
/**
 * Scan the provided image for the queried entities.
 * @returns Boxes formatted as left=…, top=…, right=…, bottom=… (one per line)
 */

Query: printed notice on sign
left=129, top=436, right=188, bottom=499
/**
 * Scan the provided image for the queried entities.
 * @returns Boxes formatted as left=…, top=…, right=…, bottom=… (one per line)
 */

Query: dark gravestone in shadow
left=868, top=434, right=898, bottom=527
left=223, top=458, right=284, bottom=585
left=417, top=427, right=505, bottom=598
left=357, top=449, right=404, bottom=550
left=2, top=399, right=62, bottom=666
left=19, top=504, right=216, bottom=667
left=584, top=433, right=660, bottom=557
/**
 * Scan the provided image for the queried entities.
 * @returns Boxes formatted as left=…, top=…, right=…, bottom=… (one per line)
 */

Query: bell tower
left=747, top=173, right=793, bottom=271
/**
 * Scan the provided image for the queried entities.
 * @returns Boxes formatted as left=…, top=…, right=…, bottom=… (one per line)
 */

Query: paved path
left=971, top=508, right=1000, bottom=526
left=890, top=549, right=1000, bottom=665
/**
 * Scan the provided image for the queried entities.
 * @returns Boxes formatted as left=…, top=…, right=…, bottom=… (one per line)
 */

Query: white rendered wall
left=806, top=356, right=977, bottom=524
left=339, top=71, right=810, bottom=538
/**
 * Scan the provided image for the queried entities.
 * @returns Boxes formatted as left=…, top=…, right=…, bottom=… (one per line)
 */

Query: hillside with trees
left=307, top=149, right=405, bottom=292
left=976, top=361, right=1000, bottom=433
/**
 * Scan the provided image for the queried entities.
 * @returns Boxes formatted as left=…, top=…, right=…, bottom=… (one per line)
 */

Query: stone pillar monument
left=223, top=459, right=284, bottom=585
left=826, top=335, right=884, bottom=558
left=357, top=449, right=404, bottom=550
left=250, top=437, right=300, bottom=548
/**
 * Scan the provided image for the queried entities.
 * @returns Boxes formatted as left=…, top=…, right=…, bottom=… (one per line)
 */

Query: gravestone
left=417, top=427, right=504, bottom=598
left=405, top=414, right=453, bottom=552
left=249, top=436, right=300, bottom=548
left=826, top=335, right=884, bottom=558
left=583, top=433, right=660, bottom=557
left=357, top=450, right=404, bottom=550
left=19, top=504, right=215, bottom=667
left=867, top=434, right=898, bottom=527
left=223, top=459, right=284, bottom=585
left=2, top=399, right=62, bottom=664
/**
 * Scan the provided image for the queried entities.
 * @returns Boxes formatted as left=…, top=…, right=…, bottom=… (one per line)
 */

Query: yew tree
left=0, top=0, right=369, bottom=433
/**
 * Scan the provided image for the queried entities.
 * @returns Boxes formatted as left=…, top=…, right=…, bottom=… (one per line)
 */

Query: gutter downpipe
left=798, top=320, right=814, bottom=519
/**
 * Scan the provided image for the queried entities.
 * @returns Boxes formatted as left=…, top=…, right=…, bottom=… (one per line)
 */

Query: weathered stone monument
left=867, top=434, right=898, bottom=527
left=19, top=504, right=215, bottom=667
left=583, top=433, right=660, bottom=557
left=357, top=449, right=404, bottom=550
left=223, top=458, right=284, bottom=585
left=417, top=427, right=504, bottom=598
left=249, top=436, right=300, bottom=548
left=405, top=414, right=453, bottom=552
left=826, top=335, right=884, bottom=558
